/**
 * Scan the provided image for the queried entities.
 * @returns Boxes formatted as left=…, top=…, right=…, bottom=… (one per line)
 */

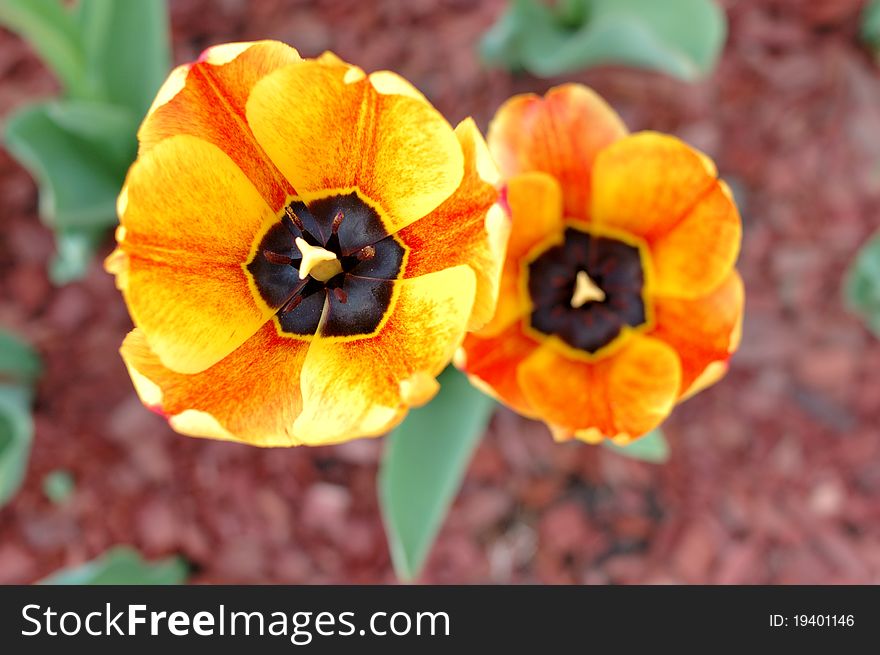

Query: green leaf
left=76, top=0, right=171, bottom=118
left=40, top=546, right=188, bottom=585
left=482, top=0, right=727, bottom=81
left=46, top=100, right=138, bottom=163
left=379, top=367, right=496, bottom=581
left=43, top=469, right=75, bottom=504
left=0, top=386, right=35, bottom=507
left=845, top=231, right=880, bottom=338
left=602, top=428, right=670, bottom=463
left=0, top=0, right=92, bottom=98
left=0, top=330, right=42, bottom=386
left=4, top=102, right=125, bottom=231
left=50, top=228, right=107, bottom=285
left=862, top=0, right=880, bottom=51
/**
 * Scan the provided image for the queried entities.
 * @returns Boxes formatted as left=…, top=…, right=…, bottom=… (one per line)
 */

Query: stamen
left=263, top=249, right=294, bottom=265
left=570, top=270, right=606, bottom=308
left=331, top=210, right=345, bottom=234
left=281, top=295, right=303, bottom=314
left=357, top=245, right=376, bottom=261
left=332, top=287, right=348, bottom=304
left=284, top=205, right=305, bottom=231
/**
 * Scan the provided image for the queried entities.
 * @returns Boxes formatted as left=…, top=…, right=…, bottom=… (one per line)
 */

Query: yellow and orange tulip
left=457, top=84, right=744, bottom=445
left=106, top=41, right=506, bottom=446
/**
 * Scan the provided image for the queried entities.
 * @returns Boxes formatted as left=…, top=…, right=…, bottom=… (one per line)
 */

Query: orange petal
left=650, top=269, right=744, bottom=397
left=591, top=132, right=718, bottom=239
left=293, top=266, right=476, bottom=443
left=121, top=324, right=309, bottom=447
left=517, top=334, right=681, bottom=439
left=247, top=59, right=463, bottom=232
left=139, top=40, right=300, bottom=210
left=398, top=118, right=506, bottom=331
left=113, top=135, right=278, bottom=374
left=649, top=181, right=742, bottom=298
left=488, top=83, right=627, bottom=219
left=458, top=321, right=541, bottom=418
left=505, top=171, right=564, bottom=261
left=591, top=132, right=741, bottom=297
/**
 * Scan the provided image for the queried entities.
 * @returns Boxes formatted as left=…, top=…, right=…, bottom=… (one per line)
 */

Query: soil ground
left=2, top=0, right=880, bottom=583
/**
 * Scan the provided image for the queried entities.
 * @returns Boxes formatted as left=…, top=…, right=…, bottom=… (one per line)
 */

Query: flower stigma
left=570, top=270, right=606, bottom=308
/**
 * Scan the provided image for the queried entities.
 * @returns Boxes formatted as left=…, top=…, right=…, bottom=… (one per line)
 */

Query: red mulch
left=2, top=0, right=880, bottom=584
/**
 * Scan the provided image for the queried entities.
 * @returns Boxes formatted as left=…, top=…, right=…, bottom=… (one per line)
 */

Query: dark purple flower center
left=527, top=227, right=647, bottom=353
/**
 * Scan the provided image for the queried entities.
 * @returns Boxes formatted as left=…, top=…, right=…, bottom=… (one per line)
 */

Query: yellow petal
left=139, top=40, right=300, bottom=210
left=121, top=325, right=309, bottom=447
left=247, top=59, right=463, bottom=232
left=397, top=118, right=506, bottom=331
left=114, top=135, right=278, bottom=374
left=293, top=266, right=477, bottom=443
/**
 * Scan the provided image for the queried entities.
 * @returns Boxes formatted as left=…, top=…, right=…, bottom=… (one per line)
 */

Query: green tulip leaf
left=0, top=331, right=40, bottom=508
left=379, top=367, right=496, bottom=581
left=845, top=231, right=880, bottom=338
left=862, top=0, right=880, bottom=52
left=482, top=0, right=727, bottom=81
left=602, top=428, right=670, bottom=463
left=0, top=330, right=42, bottom=387
left=4, top=102, right=124, bottom=231
left=0, top=0, right=91, bottom=98
left=75, top=0, right=171, bottom=118
left=0, top=386, right=35, bottom=508
left=40, top=546, right=188, bottom=585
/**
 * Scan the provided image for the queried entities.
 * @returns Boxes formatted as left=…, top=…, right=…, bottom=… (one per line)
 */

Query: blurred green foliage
left=861, top=0, right=880, bottom=55
left=602, top=428, right=670, bottom=464
left=0, top=330, right=41, bottom=508
left=379, top=367, right=496, bottom=581
left=42, top=469, right=75, bottom=504
left=1, top=0, right=170, bottom=284
left=40, top=546, right=188, bottom=585
left=481, top=0, right=727, bottom=81
left=845, top=231, right=880, bottom=338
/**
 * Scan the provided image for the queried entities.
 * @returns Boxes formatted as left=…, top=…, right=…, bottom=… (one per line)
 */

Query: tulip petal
left=650, top=270, right=744, bottom=397
left=488, top=84, right=627, bottom=219
left=517, top=334, right=681, bottom=439
left=247, top=59, right=463, bottom=233
left=458, top=322, right=541, bottom=418
left=293, top=266, right=477, bottom=444
left=505, top=171, right=564, bottom=262
left=113, top=135, right=278, bottom=374
left=591, top=132, right=741, bottom=298
left=398, top=118, right=507, bottom=331
left=139, top=40, right=300, bottom=210
left=121, top=325, right=309, bottom=447
left=474, top=171, right=563, bottom=337
left=649, top=181, right=742, bottom=298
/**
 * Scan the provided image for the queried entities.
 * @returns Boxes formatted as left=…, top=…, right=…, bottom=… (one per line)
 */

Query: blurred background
left=2, top=0, right=880, bottom=584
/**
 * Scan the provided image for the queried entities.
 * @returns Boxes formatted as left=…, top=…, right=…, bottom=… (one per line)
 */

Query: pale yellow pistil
left=295, top=237, right=342, bottom=282
left=570, top=270, right=606, bottom=308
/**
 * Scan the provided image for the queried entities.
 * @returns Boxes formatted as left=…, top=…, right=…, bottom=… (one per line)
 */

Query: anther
left=332, top=287, right=348, bottom=304
left=357, top=244, right=376, bottom=261
left=331, top=210, right=345, bottom=234
left=263, top=250, right=294, bottom=265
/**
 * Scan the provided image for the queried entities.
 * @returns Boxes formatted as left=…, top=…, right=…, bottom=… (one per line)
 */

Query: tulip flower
left=458, top=84, right=743, bottom=445
left=106, top=41, right=506, bottom=446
